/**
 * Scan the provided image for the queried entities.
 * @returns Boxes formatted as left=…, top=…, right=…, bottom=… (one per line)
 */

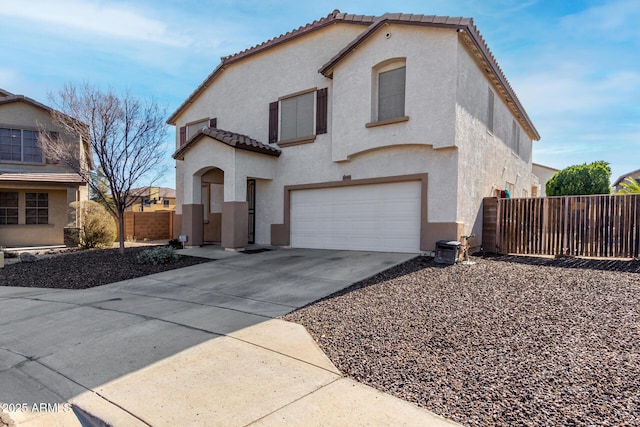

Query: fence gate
left=483, top=195, right=640, bottom=258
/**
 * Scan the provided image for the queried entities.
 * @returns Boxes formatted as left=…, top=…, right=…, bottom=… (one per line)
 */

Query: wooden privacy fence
left=483, top=194, right=640, bottom=258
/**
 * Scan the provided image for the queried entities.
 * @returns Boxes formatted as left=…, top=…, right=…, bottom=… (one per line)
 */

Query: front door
left=247, top=179, right=256, bottom=244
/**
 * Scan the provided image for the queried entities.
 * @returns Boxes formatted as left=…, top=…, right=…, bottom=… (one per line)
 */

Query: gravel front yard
left=0, top=247, right=211, bottom=289
left=284, top=256, right=640, bottom=426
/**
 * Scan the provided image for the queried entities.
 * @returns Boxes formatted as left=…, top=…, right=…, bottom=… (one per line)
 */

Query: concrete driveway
left=0, top=247, right=458, bottom=426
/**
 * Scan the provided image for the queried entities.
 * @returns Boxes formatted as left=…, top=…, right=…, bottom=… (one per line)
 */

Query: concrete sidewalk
left=1, top=247, right=459, bottom=426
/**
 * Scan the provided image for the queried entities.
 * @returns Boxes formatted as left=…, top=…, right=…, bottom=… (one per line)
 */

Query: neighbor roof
left=0, top=92, right=57, bottom=112
left=130, top=186, right=176, bottom=199
left=0, top=89, right=94, bottom=169
left=173, top=127, right=281, bottom=160
left=613, top=168, right=640, bottom=187
left=167, top=10, right=540, bottom=141
left=0, top=172, right=85, bottom=185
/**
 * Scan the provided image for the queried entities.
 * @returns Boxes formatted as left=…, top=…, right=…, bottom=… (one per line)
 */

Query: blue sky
left=1, top=0, right=638, bottom=188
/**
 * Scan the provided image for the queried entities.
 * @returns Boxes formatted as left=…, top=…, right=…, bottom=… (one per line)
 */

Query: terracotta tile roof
left=167, top=10, right=373, bottom=125
left=319, top=12, right=539, bottom=141
left=0, top=172, right=85, bottom=185
left=167, top=10, right=539, bottom=141
left=222, top=10, right=376, bottom=65
left=173, top=127, right=281, bottom=160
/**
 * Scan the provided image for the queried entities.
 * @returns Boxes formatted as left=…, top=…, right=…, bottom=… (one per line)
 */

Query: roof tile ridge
left=222, top=10, right=346, bottom=64
left=465, top=19, right=523, bottom=110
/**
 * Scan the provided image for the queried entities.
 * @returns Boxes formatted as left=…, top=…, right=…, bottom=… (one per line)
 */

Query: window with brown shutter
left=316, top=88, right=328, bottom=135
left=268, top=101, right=278, bottom=143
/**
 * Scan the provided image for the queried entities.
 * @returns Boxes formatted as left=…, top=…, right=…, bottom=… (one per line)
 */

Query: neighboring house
left=532, top=163, right=560, bottom=197
left=612, top=168, right=640, bottom=193
left=126, top=187, right=176, bottom=212
left=168, top=11, right=540, bottom=253
left=0, top=89, right=89, bottom=247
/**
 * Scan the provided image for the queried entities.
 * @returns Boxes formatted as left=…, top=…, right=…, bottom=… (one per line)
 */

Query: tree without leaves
left=39, top=83, right=167, bottom=253
left=545, top=161, right=611, bottom=196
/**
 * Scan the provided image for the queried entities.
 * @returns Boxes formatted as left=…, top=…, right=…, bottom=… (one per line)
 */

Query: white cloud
left=561, top=0, right=640, bottom=42
left=514, top=64, right=640, bottom=117
left=0, top=0, right=190, bottom=46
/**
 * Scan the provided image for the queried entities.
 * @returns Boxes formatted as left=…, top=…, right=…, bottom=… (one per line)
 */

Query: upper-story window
left=511, top=119, right=532, bottom=162
left=367, top=59, right=408, bottom=127
left=378, top=66, right=406, bottom=120
left=280, top=91, right=314, bottom=141
left=179, top=118, right=217, bottom=147
left=186, top=119, right=209, bottom=140
left=487, top=88, right=495, bottom=133
left=0, top=128, right=44, bottom=163
left=269, top=88, right=328, bottom=146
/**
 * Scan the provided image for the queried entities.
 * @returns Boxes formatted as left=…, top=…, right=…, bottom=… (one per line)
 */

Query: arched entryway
left=200, top=168, right=224, bottom=243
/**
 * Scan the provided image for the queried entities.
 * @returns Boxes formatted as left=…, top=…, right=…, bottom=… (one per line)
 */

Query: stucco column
left=182, top=204, right=204, bottom=247
left=221, top=201, right=248, bottom=250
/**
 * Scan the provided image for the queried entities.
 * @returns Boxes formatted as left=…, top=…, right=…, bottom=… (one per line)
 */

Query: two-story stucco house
left=169, top=11, right=540, bottom=253
left=0, top=89, right=89, bottom=247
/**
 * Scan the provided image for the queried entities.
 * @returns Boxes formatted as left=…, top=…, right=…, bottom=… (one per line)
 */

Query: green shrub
left=136, top=246, right=180, bottom=265
left=70, top=201, right=117, bottom=249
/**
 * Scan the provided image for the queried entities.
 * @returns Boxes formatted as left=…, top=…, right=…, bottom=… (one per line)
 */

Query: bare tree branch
left=39, top=82, right=168, bottom=253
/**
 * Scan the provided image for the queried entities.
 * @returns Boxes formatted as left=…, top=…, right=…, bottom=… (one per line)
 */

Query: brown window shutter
left=268, top=101, right=278, bottom=143
left=316, top=88, right=328, bottom=135
left=179, top=126, right=186, bottom=146
left=209, top=118, right=217, bottom=128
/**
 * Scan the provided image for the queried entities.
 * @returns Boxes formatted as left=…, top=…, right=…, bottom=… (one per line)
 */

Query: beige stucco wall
left=330, top=25, right=458, bottom=161
left=454, top=39, right=535, bottom=246
left=532, top=163, right=559, bottom=196
left=0, top=98, right=89, bottom=246
left=0, top=101, right=82, bottom=173
left=174, top=21, right=537, bottom=249
left=0, top=189, right=68, bottom=247
left=174, top=23, right=368, bottom=216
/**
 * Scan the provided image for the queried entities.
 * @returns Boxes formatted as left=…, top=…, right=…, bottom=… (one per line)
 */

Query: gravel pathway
left=284, top=256, right=640, bottom=426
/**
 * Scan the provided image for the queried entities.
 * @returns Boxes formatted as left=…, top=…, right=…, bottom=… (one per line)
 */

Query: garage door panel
left=290, top=181, right=421, bottom=253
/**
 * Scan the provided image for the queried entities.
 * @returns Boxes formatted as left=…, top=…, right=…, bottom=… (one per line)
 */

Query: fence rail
left=485, top=194, right=640, bottom=258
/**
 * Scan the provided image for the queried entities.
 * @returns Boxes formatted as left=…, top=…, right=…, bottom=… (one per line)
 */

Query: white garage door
left=290, top=181, right=421, bottom=253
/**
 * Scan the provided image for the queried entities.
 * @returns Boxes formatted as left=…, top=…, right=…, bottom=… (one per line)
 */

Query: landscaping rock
left=0, top=247, right=211, bottom=288
left=284, top=255, right=640, bottom=426
left=18, top=252, right=37, bottom=263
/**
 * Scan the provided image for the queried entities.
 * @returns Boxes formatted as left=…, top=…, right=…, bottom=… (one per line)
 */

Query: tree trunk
left=118, top=210, right=126, bottom=254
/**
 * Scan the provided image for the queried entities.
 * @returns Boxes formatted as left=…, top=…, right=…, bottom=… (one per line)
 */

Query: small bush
left=71, top=201, right=117, bottom=249
left=168, top=239, right=183, bottom=249
left=136, top=247, right=180, bottom=265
